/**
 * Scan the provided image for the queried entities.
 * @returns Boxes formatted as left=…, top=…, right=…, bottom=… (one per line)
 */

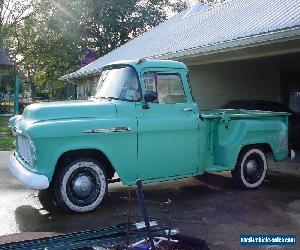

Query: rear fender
left=213, top=119, right=288, bottom=168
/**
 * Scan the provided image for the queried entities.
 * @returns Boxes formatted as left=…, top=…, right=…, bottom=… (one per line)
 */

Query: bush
left=0, top=116, right=15, bottom=151
left=0, top=135, right=15, bottom=151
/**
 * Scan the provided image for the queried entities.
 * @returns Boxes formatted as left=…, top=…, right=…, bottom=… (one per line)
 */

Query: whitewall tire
left=232, top=148, right=268, bottom=189
left=54, top=158, right=108, bottom=212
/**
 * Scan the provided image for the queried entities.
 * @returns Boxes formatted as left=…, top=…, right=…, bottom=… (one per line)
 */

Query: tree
left=0, top=0, right=33, bottom=48
left=3, top=0, right=189, bottom=99
left=6, top=0, right=85, bottom=99
left=0, top=0, right=33, bottom=99
left=79, top=0, right=189, bottom=57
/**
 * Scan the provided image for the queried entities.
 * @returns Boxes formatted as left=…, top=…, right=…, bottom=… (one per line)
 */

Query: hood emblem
left=84, top=127, right=132, bottom=134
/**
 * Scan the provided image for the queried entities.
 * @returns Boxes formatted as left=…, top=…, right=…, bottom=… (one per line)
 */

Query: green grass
left=0, top=136, right=15, bottom=151
left=0, top=116, right=11, bottom=133
left=0, top=116, right=15, bottom=151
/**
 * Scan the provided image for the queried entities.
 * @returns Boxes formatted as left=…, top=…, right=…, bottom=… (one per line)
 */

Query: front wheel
left=53, top=158, right=108, bottom=212
left=232, top=147, right=268, bottom=189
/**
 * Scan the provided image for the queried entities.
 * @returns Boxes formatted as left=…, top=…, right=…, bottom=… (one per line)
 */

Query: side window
left=143, top=72, right=186, bottom=104
left=156, top=74, right=186, bottom=104
left=144, top=72, right=156, bottom=92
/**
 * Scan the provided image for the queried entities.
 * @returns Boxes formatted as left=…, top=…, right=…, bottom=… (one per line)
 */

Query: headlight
left=17, top=135, right=36, bottom=165
left=28, top=136, right=36, bottom=153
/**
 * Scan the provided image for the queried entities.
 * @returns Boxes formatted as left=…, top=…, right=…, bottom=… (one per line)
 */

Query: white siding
left=189, top=62, right=281, bottom=110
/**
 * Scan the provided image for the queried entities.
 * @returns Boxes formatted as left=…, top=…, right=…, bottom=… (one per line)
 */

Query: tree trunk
left=27, top=71, right=36, bottom=102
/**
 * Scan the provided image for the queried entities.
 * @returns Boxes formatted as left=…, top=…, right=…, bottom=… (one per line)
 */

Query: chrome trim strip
left=84, top=127, right=132, bottom=134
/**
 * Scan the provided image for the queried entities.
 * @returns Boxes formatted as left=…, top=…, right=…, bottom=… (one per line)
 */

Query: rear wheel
left=54, top=158, right=108, bottom=212
left=232, top=147, right=267, bottom=189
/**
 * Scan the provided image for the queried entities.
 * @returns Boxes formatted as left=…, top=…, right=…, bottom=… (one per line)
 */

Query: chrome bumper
left=8, top=152, right=49, bottom=190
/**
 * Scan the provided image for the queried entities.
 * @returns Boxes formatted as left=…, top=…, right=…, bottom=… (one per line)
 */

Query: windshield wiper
left=96, top=96, right=122, bottom=101
left=106, top=96, right=122, bottom=101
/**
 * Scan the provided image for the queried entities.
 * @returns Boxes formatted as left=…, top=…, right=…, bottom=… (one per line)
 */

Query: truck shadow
left=13, top=171, right=300, bottom=234
left=14, top=204, right=128, bottom=233
left=36, top=171, right=300, bottom=215
left=264, top=171, right=300, bottom=192
left=14, top=205, right=53, bottom=232
left=193, top=171, right=300, bottom=193
left=194, top=172, right=235, bottom=191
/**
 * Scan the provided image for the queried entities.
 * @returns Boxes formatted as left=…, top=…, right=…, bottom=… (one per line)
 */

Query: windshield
left=94, top=66, right=141, bottom=102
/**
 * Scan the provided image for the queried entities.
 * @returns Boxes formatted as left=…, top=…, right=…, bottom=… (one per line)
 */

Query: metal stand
left=135, top=179, right=155, bottom=249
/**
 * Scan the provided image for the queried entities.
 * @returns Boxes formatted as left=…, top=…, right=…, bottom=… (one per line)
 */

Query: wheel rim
left=246, top=160, right=258, bottom=176
left=66, top=167, right=101, bottom=207
left=243, top=153, right=264, bottom=184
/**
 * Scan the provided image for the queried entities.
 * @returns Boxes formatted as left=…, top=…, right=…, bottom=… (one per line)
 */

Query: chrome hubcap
left=246, top=159, right=258, bottom=176
left=73, top=175, right=93, bottom=198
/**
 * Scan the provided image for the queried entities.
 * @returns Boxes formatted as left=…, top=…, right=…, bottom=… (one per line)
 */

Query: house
left=0, top=48, right=14, bottom=99
left=60, top=0, right=300, bottom=112
left=0, top=48, right=14, bottom=71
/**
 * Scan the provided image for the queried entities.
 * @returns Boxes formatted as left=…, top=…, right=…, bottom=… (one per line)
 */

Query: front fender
left=28, top=119, right=138, bottom=185
left=9, top=115, right=22, bottom=127
left=50, top=140, right=114, bottom=181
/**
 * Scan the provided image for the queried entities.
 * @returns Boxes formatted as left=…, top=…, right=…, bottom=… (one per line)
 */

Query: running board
left=205, top=165, right=233, bottom=173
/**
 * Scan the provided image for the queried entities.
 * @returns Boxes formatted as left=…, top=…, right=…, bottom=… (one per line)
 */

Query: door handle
left=181, top=108, right=193, bottom=112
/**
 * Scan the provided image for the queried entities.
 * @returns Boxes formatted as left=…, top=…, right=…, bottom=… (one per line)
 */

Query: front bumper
left=8, top=152, right=49, bottom=190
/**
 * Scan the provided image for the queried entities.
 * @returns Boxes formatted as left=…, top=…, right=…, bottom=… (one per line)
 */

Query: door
left=137, top=71, right=199, bottom=181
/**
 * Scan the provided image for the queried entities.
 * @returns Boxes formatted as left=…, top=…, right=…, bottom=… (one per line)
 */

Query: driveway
left=0, top=151, right=299, bottom=249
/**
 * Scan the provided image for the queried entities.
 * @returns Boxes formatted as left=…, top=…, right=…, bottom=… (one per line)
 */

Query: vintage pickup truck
left=8, top=59, right=293, bottom=212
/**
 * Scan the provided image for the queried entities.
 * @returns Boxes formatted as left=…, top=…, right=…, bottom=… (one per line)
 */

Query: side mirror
left=144, top=91, right=158, bottom=103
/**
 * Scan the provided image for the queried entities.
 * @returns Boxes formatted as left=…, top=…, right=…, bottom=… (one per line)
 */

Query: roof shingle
left=61, top=0, right=300, bottom=80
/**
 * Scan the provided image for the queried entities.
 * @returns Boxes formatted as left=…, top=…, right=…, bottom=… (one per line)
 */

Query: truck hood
left=21, top=100, right=117, bottom=123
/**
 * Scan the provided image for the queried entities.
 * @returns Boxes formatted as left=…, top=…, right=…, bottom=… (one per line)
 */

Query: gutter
left=156, top=26, right=300, bottom=61
left=59, top=26, right=300, bottom=81
left=66, top=78, right=77, bottom=85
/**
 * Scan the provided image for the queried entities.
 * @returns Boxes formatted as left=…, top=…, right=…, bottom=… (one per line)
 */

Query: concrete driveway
left=0, top=151, right=299, bottom=249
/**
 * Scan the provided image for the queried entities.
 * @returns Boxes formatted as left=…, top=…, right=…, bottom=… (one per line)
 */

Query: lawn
left=0, top=116, right=15, bottom=151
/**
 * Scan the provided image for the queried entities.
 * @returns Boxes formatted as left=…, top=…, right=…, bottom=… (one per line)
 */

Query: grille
left=17, top=136, right=33, bottom=164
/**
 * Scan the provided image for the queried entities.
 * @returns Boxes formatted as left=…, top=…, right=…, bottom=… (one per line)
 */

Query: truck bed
left=200, top=109, right=289, bottom=171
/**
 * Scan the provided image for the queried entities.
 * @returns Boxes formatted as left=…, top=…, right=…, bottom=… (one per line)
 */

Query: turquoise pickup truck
left=8, top=59, right=292, bottom=212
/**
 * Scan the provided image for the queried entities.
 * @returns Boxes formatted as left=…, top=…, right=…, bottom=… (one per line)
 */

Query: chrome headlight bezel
left=16, top=134, right=36, bottom=166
